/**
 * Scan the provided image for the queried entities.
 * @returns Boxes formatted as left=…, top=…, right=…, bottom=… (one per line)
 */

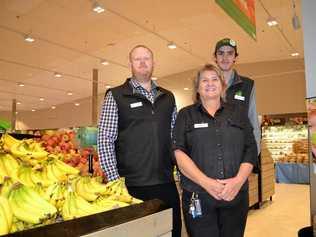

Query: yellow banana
left=50, top=163, right=68, bottom=182
left=1, top=153, right=19, bottom=179
left=1, top=134, right=20, bottom=150
left=0, top=174, right=4, bottom=185
left=8, top=188, right=43, bottom=224
left=0, top=196, right=13, bottom=233
left=0, top=158, right=8, bottom=178
left=39, top=168, right=55, bottom=187
left=0, top=177, right=14, bottom=198
left=0, top=197, right=10, bottom=235
left=87, top=177, right=108, bottom=194
left=54, top=159, right=80, bottom=176
left=18, top=185, right=57, bottom=216
left=75, top=177, right=99, bottom=201
left=17, top=166, right=34, bottom=187
left=45, top=164, right=59, bottom=183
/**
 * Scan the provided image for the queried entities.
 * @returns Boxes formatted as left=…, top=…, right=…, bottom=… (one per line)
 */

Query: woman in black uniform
left=173, top=64, right=257, bottom=237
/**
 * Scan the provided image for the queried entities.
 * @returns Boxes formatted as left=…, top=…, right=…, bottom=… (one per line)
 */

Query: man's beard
left=132, top=68, right=153, bottom=82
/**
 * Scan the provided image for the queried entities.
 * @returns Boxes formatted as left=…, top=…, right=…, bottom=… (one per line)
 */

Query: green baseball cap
left=214, top=38, right=238, bottom=56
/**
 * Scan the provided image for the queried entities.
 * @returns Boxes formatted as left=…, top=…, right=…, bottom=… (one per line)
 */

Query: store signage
left=215, top=0, right=256, bottom=40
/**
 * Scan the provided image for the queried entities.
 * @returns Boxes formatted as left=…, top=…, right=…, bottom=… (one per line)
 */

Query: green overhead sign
left=216, top=0, right=256, bottom=40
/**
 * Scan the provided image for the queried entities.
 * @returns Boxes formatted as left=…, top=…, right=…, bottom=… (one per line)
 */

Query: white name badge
left=234, top=94, right=245, bottom=101
left=194, top=123, right=208, bottom=128
left=130, top=102, right=143, bottom=108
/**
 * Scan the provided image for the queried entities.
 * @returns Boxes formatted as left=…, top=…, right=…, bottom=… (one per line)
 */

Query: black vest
left=110, top=79, right=175, bottom=187
left=225, top=72, right=254, bottom=114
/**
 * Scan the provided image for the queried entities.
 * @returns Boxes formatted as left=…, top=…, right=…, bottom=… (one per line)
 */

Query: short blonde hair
left=193, top=64, right=227, bottom=103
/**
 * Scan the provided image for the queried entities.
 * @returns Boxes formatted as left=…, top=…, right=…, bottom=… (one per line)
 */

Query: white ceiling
left=0, top=0, right=304, bottom=112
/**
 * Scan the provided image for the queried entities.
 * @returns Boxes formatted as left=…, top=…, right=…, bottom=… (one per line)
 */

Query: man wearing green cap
left=214, top=38, right=261, bottom=156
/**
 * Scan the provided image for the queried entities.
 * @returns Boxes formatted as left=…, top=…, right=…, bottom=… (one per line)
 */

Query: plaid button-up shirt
left=97, top=78, right=177, bottom=181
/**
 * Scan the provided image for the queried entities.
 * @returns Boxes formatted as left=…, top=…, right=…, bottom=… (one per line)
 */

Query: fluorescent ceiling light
left=151, top=77, right=158, bottom=81
left=31, top=109, right=36, bottom=112
left=92, top=2, right=105, bottom=13
left=17, top=102, right=21, bottom=105
left=54, top=72, right=62, bottom=78
left=67, top=92, right=73, bottom=96
left=15, top=111, right=18, bottom=114
left=167, top=42, right=177, bottom=49
left=39, top=98, right=45, bottom=101
left=184, top=87, right=189, bottom=91
left=51, top=106, right=56, bottom=110
left=18, top=83, right=25, bottom=87
left=74, top=103, right=80, bottom=106
left=105, top=85, right=111, bottom=89
left=291, top=52, right=299, bottom=57
left=24, top=35, right=35, bottom=43
left=267, top=16, right=278, bottom=26
left=101, top=59, right=109, bottom=65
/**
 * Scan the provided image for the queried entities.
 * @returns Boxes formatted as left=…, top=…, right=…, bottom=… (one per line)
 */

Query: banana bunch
left=10, top=139, right=48, bottom=166
left=0, top=133, right=20, bottom=152
left=44, top=183, right=67, bottom=211
left=103, top=178, right=143, bottom=204
left=0, top=153, right=19, bottom=180
left=0, top=196, right=13, bottom=235
left=0, top=177, right=14, bottom=198
left=93, top=195, right=129, bottom=211
left=0, top=174, right=3, bottom=185
left=61, top=188, right=104, bottom=221
left=30, top=168, right=54, bottom=187
left=72, top=176, right=108, bottom=202
left=8, top=184, right=57, bottom=225
left=42, top=159, right=79, bottom=184
left=17, top=166, right=36, bottom=187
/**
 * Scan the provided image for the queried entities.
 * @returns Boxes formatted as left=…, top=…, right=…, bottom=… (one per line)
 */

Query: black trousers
left=127, top=183, right=182, bottom=237
left=182, top=189, right=249, bottom=237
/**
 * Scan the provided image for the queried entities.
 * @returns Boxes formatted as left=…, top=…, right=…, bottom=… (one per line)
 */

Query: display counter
left=275, top=163, right=309, bottom=184
left=6, top=199, right=172, bottom=237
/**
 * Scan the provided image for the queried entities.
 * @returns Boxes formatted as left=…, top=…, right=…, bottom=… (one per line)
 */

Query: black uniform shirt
left=173, top=101, right=258, bottom=193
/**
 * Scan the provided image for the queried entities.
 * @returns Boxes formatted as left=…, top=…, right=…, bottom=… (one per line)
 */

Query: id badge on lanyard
left=189, top=192, right=202, bottom=218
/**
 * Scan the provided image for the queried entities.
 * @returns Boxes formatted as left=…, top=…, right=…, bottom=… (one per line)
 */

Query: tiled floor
left=181, top=183, right=311, bottom=237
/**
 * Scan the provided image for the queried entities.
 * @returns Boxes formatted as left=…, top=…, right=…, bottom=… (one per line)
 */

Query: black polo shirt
left=173, top=101, right=257, bottom=193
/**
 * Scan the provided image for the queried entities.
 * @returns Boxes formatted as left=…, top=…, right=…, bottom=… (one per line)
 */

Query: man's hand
left=217, top=177, right=244, bottom=201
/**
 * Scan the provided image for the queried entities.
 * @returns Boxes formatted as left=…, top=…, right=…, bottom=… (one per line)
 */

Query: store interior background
left=0, top=0, right=306, bottom=129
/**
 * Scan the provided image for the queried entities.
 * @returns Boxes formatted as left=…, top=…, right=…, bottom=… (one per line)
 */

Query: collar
left=230, top=70, right=243, bottom=86
left=130, top=77, right=157, bottom=92
left=195, top=100, right=226, bottom=115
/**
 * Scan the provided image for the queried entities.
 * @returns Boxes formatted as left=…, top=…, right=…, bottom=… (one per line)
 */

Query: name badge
left=194, top=123, right=208, bottom=128
left=130, top=102, right=143, bottom=108
left=234, top=94, right=245, bottom=101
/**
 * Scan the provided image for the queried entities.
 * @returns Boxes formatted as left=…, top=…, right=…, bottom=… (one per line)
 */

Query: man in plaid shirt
left=97, top=45, right=181, bottom=237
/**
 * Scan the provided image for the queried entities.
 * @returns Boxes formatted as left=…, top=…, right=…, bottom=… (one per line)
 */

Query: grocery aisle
left=181, top=183, right=310, bottom=237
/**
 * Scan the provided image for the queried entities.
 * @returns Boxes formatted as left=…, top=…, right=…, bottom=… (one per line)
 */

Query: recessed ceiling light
left=74, top=103, right=80, bottom=106
left=100, top=59, right=109, bottom=65
left=31, top=109, right=36, bottom=112
left=54, top=72, right=62, bottom=78
left=167, top=42, right=177, bottom=49
left=17, top=102, right=21, bottom=105
left=92, top=2, right=105, bottom=13
left=67, top=92, right=73, bottom=96
left=18, top=83, right=25, bottom=87
left=291, top=52, right=299, bottom=57
left=151, top=77, right=158, bottom=81
left=39, top=98, right=45, bottom=101
left=105, top=85, right=111, bottom=89
left=24, top=34, right=35, bottom=43
left=267, top=16, right=278, bottom=26
left=184, top=87, right=189, bottom=91
left=51, top=106, right=56, bottom=109
left=15, top=111, right=18, bottom=115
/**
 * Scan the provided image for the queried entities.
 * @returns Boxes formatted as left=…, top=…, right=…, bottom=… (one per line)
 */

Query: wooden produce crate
left=248, top=173, right=259, bottom=207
